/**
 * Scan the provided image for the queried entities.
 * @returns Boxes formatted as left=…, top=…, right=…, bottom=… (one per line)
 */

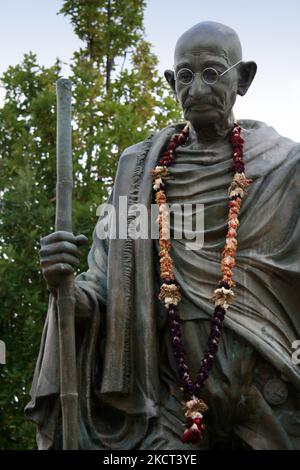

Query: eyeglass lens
left=201, top=67, right=219, bottom=84
left=176, top=67, right=220, bottom=85
left=176, top=69, right=194, bottom=84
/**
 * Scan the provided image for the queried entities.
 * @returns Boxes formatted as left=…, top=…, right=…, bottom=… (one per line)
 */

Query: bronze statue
left=26, top=21, right=300, bottom=450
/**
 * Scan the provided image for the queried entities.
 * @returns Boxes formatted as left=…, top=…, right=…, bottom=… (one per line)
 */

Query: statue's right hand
left=39, top=231, right=88, bottom=292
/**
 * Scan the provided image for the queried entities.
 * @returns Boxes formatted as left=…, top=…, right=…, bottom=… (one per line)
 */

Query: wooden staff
left=55, top=78, right=79, bottom=450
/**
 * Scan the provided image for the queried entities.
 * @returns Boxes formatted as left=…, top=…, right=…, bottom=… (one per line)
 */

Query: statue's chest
left=166, top=164, right=231, bottom=243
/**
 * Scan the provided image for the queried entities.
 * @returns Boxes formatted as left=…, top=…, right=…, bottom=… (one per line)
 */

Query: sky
left=0, top=0, right=299, bottom=141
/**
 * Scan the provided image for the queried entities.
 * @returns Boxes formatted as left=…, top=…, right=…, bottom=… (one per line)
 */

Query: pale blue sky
left=0, top=0, right=299, bottom=140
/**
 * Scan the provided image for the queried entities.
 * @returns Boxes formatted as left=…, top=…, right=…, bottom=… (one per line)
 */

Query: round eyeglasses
left=175, top=60, right=242, bottom=86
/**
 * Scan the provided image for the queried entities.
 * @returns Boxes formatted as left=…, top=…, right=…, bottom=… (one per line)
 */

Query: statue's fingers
left=39, top=241, right=81, bottom=258
left=43, top=263, right=74, bottom=277
left=40, top=231, right=75, bottom=246
left=75, top=234, right=89, bottom=246
left=40, top=253, right=80, bottom=268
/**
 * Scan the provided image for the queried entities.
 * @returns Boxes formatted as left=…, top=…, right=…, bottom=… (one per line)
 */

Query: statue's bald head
left=175, top=21, right=243, bottom=66
left=165, top=20, right=257, bottom=133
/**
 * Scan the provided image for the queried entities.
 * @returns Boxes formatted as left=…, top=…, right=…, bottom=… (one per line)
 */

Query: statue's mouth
left=186, top=99, right=220, bottom=111
left=188, top=103, right=218, bottom=113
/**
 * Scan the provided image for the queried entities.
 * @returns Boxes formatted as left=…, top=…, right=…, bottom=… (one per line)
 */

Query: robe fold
left=25, top=120, right=300, bottom=449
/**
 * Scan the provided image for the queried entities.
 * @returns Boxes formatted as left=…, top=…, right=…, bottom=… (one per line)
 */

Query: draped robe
left=25, top=120, right=300, bottom=450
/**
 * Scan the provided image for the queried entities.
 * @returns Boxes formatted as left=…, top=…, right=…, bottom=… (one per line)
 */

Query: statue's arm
left=40, top=191, right=112, bottom=321
left=74, top=284, right=95, bottom=319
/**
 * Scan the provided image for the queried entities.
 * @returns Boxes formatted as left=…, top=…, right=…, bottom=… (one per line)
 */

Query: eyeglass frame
left=174, top=59, right=243, bottom=86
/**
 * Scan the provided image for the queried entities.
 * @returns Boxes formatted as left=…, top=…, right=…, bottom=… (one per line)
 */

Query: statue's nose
left=188, top=74, right=206, bottom=98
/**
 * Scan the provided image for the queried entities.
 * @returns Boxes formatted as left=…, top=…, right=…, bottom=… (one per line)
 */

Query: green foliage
left=60, top=0, right=146, bottom=68
left=0, top=53, right=61, bottom=449
left=0, top=0, right=181, bottom=449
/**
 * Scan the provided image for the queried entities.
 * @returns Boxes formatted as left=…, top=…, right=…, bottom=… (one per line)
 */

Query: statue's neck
left=188, top=114, right=235, bottom=145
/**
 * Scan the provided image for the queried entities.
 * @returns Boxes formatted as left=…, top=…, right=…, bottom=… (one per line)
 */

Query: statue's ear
left=237, top=61, right=257, bottom=96
left=164, top=69, right=176, bottom=93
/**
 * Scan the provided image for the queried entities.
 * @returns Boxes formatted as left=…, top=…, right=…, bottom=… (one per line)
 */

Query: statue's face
left=174, top=36, right=241, bottom=128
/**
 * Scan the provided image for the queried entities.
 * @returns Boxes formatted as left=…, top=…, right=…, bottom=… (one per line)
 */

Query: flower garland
left=152, top=123, right=252, bottom=444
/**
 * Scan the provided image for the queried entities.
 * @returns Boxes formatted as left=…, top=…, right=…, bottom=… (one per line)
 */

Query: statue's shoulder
left=116, top=139, right=152, bottom=178
left=118, top=140, right=148, bottom=166
left=240, top=119, right=300, bottom=146
left=118, top=122, right=186, bottom=166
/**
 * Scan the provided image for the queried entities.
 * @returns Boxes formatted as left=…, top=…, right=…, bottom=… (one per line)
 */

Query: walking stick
left=55, top=78, right=79, bottom=450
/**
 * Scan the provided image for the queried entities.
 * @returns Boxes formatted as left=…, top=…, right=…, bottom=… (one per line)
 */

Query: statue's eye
left=177, top=69, right=193, bottom=84
left=202, top=67, right=219, bottom=84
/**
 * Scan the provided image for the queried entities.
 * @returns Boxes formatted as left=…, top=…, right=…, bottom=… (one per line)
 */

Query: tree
left=0, top=54, right=61, bottom=449
left=61, top=0, right=181, bottom=209
left=0, top=0, right=180, bottom=449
